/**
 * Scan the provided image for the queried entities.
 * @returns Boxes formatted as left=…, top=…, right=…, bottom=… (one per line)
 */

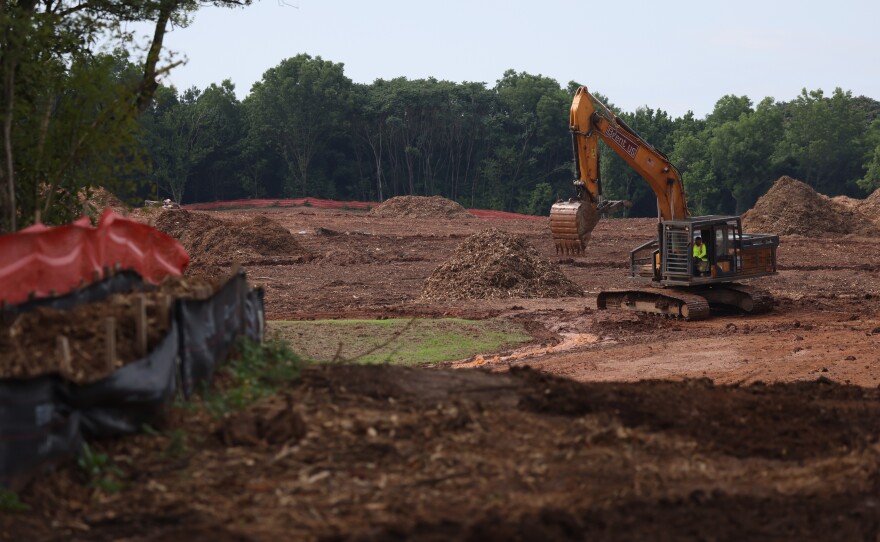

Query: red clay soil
left=0, top=275, right=223, bottom=383
left=742, top=175, right=880, bottom=236
left=369, top=195, right=471, bottom=219
left=421, top=228, right=583, bottom=301
left=153, top=206, right=880, bottom=387
left=5, top=365, right=879, bottom=541
left=10, top=197, right=875, bottom=539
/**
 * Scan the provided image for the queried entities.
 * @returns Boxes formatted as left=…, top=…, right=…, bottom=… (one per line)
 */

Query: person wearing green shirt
left=693, top=236, right=708, bottom=275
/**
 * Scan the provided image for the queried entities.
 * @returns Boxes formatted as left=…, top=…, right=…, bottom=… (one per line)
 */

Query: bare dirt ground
left=197, top=206, right=880, bottom=388
left=7, top=365, right=880, bottom=541
left=6, top=204, right=880, bottom=540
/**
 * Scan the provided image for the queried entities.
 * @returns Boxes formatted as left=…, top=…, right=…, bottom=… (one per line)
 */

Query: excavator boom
left=551, top=87, right=689, bottom=254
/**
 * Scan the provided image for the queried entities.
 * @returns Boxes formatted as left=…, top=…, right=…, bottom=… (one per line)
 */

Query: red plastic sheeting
left=0, top=209, right=189, bottom=306
left=183, top=197, right=373, bottom=211
left=182, top=198, right=545, bottom=221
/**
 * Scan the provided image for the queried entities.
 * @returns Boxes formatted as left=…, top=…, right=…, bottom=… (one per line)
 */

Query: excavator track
left=596, top=284, right=774, bottom=320
left=704, top=283, right=774, bottom=314
left=596, top=289, right=712, bottom=320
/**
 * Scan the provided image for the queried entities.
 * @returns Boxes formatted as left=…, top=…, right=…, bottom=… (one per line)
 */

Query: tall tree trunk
left=137, top=0, right=176, bottom=114
left=2, top=59, right=16, bottom=232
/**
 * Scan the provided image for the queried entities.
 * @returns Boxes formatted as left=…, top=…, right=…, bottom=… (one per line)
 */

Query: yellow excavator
left=550, top=87, right=778, bottom=320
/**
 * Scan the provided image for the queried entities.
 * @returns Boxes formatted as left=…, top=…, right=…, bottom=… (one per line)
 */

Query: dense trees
left=137, top=55, right=880, bottom=218
left=0, top=0, right=252, bottom=232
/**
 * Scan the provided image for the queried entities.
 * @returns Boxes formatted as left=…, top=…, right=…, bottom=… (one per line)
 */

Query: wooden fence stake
left=105, top=317, right=116, bottom=372
left=57, top=336, right=72, bottom=376
left=134, top=294, right=148, bottom=358
left=158, top=294, right=171, bottom=328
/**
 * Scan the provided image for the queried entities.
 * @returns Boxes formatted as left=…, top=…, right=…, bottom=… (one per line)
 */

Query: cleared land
left=5, top=188, right=880, bottom=540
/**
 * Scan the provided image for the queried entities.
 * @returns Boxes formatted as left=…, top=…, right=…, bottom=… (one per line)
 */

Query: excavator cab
left=630, top=216, right=778, bottom=286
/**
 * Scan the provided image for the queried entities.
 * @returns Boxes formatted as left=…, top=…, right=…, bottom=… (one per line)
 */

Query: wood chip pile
left=369, top=195, right=471, bottom=219
left=421, top=228, right=583, bottom=301
left=742, top=176, right=880, bottom=236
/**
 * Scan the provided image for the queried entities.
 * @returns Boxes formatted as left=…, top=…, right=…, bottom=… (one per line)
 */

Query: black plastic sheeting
left=1, top=271, right=146, bottom=318
left=178, top=271, right=248, bottom=398
left=0, top=378, right=82, bottom=491
left=0, top=271, right=264, bottom=490
left=244, top=286, right=266, bottom=346
left=62, top=319, right=180, bottom=438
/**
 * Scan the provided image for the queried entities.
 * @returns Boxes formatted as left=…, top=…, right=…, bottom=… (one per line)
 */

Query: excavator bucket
left=549, top=201, right=599, bottom=256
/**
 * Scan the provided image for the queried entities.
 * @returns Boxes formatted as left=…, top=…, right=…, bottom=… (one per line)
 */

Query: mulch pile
left=421, top=228, right=583, bottom=301
left=742, top=176, right=880, bottom=236
left=0, top=276, right=223, bottom=384
left=859, top=187, right=880, bottom=219
left=154, top=211, right=311, bottom=265
left=369, top=195, right=471, bottom=219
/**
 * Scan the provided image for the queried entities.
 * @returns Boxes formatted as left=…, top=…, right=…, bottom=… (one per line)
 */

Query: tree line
left=140, top=53, right=880, bottom=218
left=4, top=32, right=880, bottom=232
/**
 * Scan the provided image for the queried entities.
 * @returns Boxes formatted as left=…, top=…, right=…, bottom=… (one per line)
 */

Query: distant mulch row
left=742, top=176, right=880, bottom=236
left=154, top=210, right=311, bottom=265
left=369, top=195, right=471, bottom=219
left=421, top=228, right=583, bottom=301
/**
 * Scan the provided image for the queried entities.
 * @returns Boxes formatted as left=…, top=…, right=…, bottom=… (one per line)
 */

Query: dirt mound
left=742, top=176, right=879, bottom=236
left=421, top=228, right=582, bottom=300
left=0, top=275, right=222, bottom=383
left=369, top=195, right=471, bottom=219
left=154, top=211, right=310, bottom=265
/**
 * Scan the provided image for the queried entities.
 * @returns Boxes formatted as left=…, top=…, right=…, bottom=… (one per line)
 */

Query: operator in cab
left=693, top=236, right=708, bottom=276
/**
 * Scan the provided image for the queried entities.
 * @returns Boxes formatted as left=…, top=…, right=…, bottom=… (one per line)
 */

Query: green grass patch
left=268, top=318, right=532, bottom=365
left=0, top=488, right=29, bottom=513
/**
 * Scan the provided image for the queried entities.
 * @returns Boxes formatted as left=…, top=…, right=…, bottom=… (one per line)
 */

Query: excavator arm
left=551, top=86, right=689, bottom=254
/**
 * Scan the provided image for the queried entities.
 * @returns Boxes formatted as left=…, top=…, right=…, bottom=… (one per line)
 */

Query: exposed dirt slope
left=421, top=228, right=583, bottom=300
left=0, top=276, right=221, bottom=383
left=369, top=195, right=471, bottom=219
left=742, top=176, right=879, bottom=236
left=155, top=211, right=311, bottom=265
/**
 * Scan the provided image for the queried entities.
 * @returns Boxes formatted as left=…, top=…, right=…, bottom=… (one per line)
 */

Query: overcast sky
left=134, top=0, right=880, bottom=118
